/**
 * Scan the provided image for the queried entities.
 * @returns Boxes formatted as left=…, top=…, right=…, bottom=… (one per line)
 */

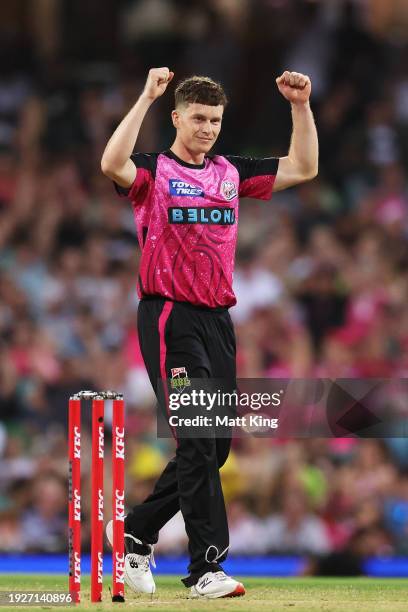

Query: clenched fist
left=143, top=67, right=174, bottom=101
left=276, top=71, right=311, bottom=105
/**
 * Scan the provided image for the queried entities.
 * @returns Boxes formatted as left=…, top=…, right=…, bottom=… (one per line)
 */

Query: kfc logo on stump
left=114, top=552, right=125, bottom=584
left=74, top=426, right=81, bottom=459
left=74, top=488, right=81, bottom=521
left=114, top=489, right=125, bottom=521
left=98, top=425, right=104, bottom=459
left=114, top=427, right=125, bottom=460
left=98, top=489, right=103, bottom=522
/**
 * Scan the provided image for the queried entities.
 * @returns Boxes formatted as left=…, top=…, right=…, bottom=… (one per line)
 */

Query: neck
left=170, top=140, right=205, bottom=165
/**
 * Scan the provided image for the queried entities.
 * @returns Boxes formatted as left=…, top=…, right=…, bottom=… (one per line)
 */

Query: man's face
left=172, top=103, right=224, bottom=154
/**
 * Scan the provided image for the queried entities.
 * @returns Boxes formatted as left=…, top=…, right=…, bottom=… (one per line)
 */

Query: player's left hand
left=276, top=71, right=311, bottom=105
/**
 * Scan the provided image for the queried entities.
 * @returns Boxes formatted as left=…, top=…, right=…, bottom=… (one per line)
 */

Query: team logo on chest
left=221, top=180, right=238, bottom=201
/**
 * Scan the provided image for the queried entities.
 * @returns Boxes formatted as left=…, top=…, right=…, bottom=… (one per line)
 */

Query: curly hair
left=174, top=76, right=227, bottom=108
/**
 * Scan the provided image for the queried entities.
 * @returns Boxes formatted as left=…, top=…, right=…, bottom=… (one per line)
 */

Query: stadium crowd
left=0, top=0, right=408, bottom=567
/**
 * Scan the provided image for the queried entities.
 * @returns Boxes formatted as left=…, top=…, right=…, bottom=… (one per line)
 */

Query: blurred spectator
left=263, top=488, right=331, bottom=555
left=20, top=474, right=66, bottom=552
left=305, top=525, right=392, bottom=576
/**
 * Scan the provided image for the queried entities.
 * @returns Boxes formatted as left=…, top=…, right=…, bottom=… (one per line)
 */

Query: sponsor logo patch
left=169, top=179, right=204, bottom=197
left=221, top=180, right=238, bottom=201
left=168, top=207, right=235, bottom=225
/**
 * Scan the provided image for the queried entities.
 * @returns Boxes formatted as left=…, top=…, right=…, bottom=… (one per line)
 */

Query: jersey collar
left=164, top=149, right=206, bottom=170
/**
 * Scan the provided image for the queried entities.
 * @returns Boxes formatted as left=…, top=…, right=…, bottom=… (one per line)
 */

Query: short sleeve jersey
left=115, top=150, right=278, bottom=308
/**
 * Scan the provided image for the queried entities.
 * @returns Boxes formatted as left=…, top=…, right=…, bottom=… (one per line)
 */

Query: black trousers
left=126, top=297, right=236, bottom=583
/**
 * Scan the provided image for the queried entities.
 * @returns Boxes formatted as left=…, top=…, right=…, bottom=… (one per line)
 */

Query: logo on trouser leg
left=170, top=367, right=191, bottom=393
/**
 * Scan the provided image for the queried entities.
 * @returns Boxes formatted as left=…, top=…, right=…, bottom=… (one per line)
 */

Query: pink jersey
left=115, top=150, right=278, bottom=308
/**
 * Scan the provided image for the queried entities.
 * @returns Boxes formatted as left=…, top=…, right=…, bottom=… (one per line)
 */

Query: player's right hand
left=143, top=67, right=174, bottom=100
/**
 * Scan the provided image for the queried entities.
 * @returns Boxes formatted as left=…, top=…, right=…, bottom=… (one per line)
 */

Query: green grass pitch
left=0, top=575, right=407, bottom=612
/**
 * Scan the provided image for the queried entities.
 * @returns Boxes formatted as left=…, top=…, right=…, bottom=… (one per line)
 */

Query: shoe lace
left=205, top=545, right=229, bottom=564
left=126, top=534, right=156, bottom=569
left=149, top=547, right=156, bottom=569
left=127, top=553, right=148, bottom=573
left=213, top=571, right=227, bottom=580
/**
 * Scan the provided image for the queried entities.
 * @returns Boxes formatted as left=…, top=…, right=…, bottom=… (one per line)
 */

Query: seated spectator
left=263, top=488, right=331, bottom=555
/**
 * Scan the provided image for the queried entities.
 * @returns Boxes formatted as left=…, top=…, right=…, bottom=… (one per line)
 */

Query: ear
left=171, top=109, right=179, bottom=129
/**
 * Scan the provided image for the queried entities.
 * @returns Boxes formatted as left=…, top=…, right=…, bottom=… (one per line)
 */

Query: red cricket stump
left=112, top=397, right=125, bottom=601
left=68, top=398, right=81, bottom=603
left=91, top=397, right=105, bottom=603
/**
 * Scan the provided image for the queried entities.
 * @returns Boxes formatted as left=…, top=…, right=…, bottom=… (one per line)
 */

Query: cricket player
left=102, top=67, right=318, bottom=599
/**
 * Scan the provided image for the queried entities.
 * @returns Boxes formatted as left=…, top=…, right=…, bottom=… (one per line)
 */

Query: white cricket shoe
left=190, top=571, right=245, bottom=599
left=106, top=519, right=156, bottom=594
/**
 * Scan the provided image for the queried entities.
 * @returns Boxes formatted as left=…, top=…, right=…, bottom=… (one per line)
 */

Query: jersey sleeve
left=114, top=153, right=157, bottom=205
left=225, top=155, right=279, bottom=200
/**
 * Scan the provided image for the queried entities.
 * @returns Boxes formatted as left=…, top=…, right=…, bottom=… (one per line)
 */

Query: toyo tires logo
left=169, top=179, right=204, bottom=197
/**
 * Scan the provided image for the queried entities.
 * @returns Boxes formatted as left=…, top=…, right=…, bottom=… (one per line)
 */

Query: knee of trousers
left=176, top=438, right=218, bottom=467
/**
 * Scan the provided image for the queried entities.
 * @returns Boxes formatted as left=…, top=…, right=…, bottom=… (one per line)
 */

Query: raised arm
left=273, top=71, right=318, bottom=192
left=101, top=67, right=174, bottom=188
